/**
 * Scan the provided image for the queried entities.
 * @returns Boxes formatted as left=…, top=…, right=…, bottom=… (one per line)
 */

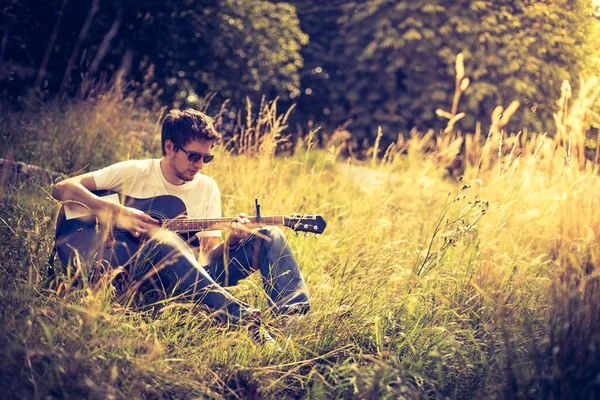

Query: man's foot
left=274, top=302, right=310, bottom=328
left=243, top=311, right=280, bottom=349
left=277, top=312, right=305, bottom=328
left=248, top=322, right=277, bottom=347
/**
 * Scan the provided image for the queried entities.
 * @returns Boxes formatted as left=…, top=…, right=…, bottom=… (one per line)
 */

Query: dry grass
left=1, top=74, right=600, bottom=398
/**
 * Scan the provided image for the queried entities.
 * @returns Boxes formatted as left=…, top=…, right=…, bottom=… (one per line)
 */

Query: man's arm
left=53, top=173, right=110, bottom=217
left=52, top=173, right=158, bottom=236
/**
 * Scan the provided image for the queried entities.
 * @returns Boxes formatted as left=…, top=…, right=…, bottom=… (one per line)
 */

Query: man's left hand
left=230, top=212, right=252, bottom=244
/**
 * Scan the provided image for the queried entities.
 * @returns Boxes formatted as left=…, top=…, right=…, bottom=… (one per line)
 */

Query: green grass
left=2, top=90, right=600, bottom=399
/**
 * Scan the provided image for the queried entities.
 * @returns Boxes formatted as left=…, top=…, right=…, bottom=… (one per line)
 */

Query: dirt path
left=340, top=163, right=401, bottom=191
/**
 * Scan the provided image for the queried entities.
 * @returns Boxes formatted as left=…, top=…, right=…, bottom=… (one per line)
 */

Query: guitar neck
left=161, top=216, right=286, bottom=232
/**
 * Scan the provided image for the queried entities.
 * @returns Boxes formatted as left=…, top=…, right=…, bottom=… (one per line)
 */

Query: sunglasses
left=179, top=148, right=215, bottom=163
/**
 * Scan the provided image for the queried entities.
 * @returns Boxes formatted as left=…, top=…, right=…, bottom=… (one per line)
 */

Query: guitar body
left=55, top=191, right=190, bottom=270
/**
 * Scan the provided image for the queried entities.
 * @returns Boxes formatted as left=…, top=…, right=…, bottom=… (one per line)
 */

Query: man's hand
left=52, top=174, right=159, bottom=239
left=113, top=205, right=159, bottom=238
left=230, top=212, right=252, bottom=245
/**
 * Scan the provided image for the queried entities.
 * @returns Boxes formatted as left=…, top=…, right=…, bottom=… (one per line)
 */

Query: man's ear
left=164, top=139, right=175, bottom=155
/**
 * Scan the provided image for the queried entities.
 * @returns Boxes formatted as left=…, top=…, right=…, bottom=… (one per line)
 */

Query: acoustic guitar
left=54, top=191, right=327, bottom=270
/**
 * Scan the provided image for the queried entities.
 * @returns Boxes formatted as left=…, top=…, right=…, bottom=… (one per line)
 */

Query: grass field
left=1, top=81, right=600, bottom=399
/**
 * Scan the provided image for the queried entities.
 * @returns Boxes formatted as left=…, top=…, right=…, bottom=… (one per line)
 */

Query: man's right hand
left=52, top=173, right=159, bottom=238
left=113, top=205, right=159, bottom=238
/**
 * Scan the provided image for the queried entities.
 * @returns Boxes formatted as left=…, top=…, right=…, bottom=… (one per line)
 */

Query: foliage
left=325, top=0, right=600, bottom=144
left=0, top=86, right=158, bottom=173
left=0, top=0, right=306, bottom=106
left=283, top=0, right=351, bottom=124
left=3, top=1, right=600, bottom=147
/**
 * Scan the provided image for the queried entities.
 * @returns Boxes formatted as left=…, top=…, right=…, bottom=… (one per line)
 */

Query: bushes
left=1, top=87, right=159, bottom=175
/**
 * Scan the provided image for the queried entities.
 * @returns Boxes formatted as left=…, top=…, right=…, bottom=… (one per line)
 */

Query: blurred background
left=1, top=0, right=599, bottom=153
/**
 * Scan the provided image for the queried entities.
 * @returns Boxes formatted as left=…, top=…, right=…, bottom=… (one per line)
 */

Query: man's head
left=160, top=109, right=222, bottom=184
left=161, top=109, right=221, bottom=156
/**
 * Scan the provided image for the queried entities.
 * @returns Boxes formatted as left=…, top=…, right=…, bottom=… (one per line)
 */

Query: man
left=52, top=109, right=310, bottom=336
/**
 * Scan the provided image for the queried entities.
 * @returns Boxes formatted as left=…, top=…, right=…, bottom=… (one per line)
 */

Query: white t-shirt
left=91, top=159, right=222, bottom=238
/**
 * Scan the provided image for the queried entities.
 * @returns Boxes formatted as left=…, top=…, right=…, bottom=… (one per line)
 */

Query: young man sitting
left=52, top=109, right=310, bottom=341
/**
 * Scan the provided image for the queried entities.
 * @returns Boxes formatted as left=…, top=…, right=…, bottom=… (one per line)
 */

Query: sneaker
left=248, top=322, right=277, bottom=347
left=277, top=312, right=305, bottom=328
left=243, top=312, right=280, bottom=349
left=274, top=302, right=310, bottom=328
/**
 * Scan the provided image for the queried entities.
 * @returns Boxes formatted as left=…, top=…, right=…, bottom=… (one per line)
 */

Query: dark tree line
left=1, top=0, right=306, bottom=105
left=290, top=0, right=599, bottom=143
left=1, top=0, right=599, bottom=146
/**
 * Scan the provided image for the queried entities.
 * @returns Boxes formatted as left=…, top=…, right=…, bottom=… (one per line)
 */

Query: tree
left=283, top=0, right=351, bottom=125
left=0, top=0, right=307, bottom=107
left=330, top=0, right=600, bottom=144
left=112, top=0, right=307, bottom=106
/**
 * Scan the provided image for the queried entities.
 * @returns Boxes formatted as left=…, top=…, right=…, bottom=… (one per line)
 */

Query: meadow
left=1, top=78, right=600, bottom=399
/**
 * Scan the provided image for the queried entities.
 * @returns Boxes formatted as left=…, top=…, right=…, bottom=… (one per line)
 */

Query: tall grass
left=1, top=76, right=600, bottom=398
left=0, top=83, right=161, bottom=174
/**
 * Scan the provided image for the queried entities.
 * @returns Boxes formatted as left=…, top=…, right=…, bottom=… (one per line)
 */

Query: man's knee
left=258, top=226, right=286, bottom=247
left=151, top=230, right=185, bottom=247
left=146, top=230, right=195, bottom=260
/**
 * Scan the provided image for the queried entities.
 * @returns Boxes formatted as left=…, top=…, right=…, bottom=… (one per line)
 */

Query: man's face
left=166, top=138, right=213, bottom=182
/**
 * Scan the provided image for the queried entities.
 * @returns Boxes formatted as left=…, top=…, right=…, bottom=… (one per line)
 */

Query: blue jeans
left=129, top=227, right=310, bottom=323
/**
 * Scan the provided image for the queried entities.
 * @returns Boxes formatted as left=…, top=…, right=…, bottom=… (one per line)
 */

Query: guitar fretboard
left=160, top=216, right=286, bottom=232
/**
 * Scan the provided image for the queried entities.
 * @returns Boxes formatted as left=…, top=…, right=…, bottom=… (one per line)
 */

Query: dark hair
left=161, top=109, right=222, bottom=155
